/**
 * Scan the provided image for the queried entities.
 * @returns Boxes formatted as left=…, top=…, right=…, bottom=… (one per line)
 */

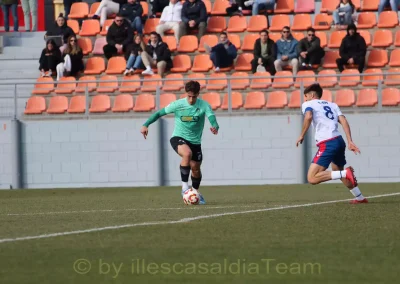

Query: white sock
left=350, top=187, right=365, bottom=201
left=146, top=66, right=151, bottom=70
left=182, top=182, right=189, bottom=191
left=331, top=170, right=347, bottom=180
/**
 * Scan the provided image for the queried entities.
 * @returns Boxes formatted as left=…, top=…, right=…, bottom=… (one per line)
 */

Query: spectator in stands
left=103, top=14, right=134, bottom=60
left=45, top=14, right=76, bottom=53
left=226, top=0, right=247, bottom=16
left=63, top=0, right=80, bottom=19
left=56, top=35, right=84, bottom=81
left=332, top=0, right=356, bottom=28
left=274, top=26, right=299, bottom=75
left=1, top=0, right=19, bottom=32
left=378, top=0, right=398, bottom=14
left=93, top=0, right=128, bottom=27
left=21, top=0, right=37, bottom=32
left=39, top=39, right=62, bottom=78
left=124, top=35, right=146, bottom=75
left=120, top=0, right=143, bottom=35
left=180, top=0, right=207, bottom=41
left=297, top=27, right=325, bottom=69
left=141, top=32, right=172, bottom=77
left=204, top=32, right=237, bottom=72
left=243, top=0, right=275, bottom=16
left=336, top=23, right=367, bottom=74
left=251, top=30, right=276, bottom=74
left=151, top=0, right=170, bottom=18
left=156, top=0, right=183, bottom=43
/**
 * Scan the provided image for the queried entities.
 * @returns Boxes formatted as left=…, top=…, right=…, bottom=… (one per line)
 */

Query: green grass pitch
left=0, top=183, right=399, bottom=284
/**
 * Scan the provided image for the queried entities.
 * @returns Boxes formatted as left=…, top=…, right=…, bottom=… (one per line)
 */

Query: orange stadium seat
left=295, top=70, right=316, bottom=88
left=162, top=74, right=184, bottom=91
left=250, top=72, right=272, bottom=89
left=207, top=73, right=227, bottom=90
left=317, top=70, right=337, bottom=87
left=106, top=57, right=126, bottom=74
left=359, top=30, right=371, bottom=46
left=187, top=73, right=206, bottom=88
left=202, top=92, right=221, bottom=109
left=68, top=2, right=89, bottom=19
left=244, top=91, right=266, bottom=109
left=67, top=19, right=79, bottom=34
left=235, top=53, right=253, bottom=71
left=322, top=51, right=340, bottom=68
left=288, top=90, right=301, bottom=108
left=141, top=2, right=149, bottom=17
left=134, top=94, right=155, bottom=112
left=89, top=95, right=111, bottom=113
left=322, top=89, right=333, bottom=102
left=362, top=69, right=383, bottom=86
left=292, top=32, right=304, bottom=42
left=266, top=91, right=288, bottom=109
left=362, top=0, right=379, bottom=11
left=272, top=71, right=293, bottom=89
left=268, top=33, right=281, bottom=42
left=231, top=72, right=250, bottom=90
left=206, top=16, right=226, bottom=33
left=203, top=0, right=212, bottom=14
left=275, top=0, right=295, bottom=13
left=389, top=50, right=400, bottom=67
left=339, top=69, right=360, bottom=87
left=78, top=37, right=93, bottom=55
left=93, top=37, right=107, bottom=55
left=47, top=96, right=68, bottom=114
left=292, top=14, right=312, bottom=31
left=100, top=20, right=113, bottom=36
left=395, top=30, right=400, bottom=47
left=211, top=0, right=230, bottom=15
left=313, top=14, right=333, bottom=30
left=221, top=92, right=243, bottom=110
left=119, top=75, right=141, bottom=93
left=67, top=96, right=86, bottom=113
left=192, top=54, right=213, bottom=72
left=320, top=0, right=339, bottom=13
left=88, top=2, right=100, bottom=17
left=199, top=35, right=218, bottom=52
left=32, top=77, right=54, bottom=95
left=55, top=77, right=76, bottom=94
left=97, top=75, right=118, bottom=93
left=315, top=31, right=327, bottom=48
left=79, top=19, right=100, bottom=36
left=160, top=93, right=176, bottom=108
left=24, top=96, right=46, bottom=114
left=162, top=36, right=177, bottom=52
left=171, top=55, right=191, bottom=72
left=382, top=88, right=400, bottom=106
left=228, top=34, right=241, bottom=49
left=269, top=15, right=290, bottom=32
left=356, top=89, right=377, bottom=107
left=141, top=75, right=162, bottom=92
left=76, top=76, right=97, bottom=93
left=247, top=15, right=268, bottom=32
left=357, top=12, right=376, bottom=29
left=144, top=18, right=159, bottom=34
left=328, top=31, right=346, bottom=48
left=242, top=34, right=259, bottom=51
left=367, top=50, right=388, bottom=67
left=178, top=35, right=198, bottom=52
left=295, top=0, right=315, bottom=13
left=385, top=68, right=400, bottom=85
left=372, top=30, right=392, bottom=48
left=378, top=11, right=398, bottom=28
left=112, top=94, right=134, bottom=112
left=84, top=57, right=106, bottom=75
left=335, top=89, right=355, bottom=107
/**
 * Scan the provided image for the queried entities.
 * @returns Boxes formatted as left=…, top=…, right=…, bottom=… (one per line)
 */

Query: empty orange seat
left=188, top=73, right=206, bottom=88
left=339, top=69, right=360, bottom=87
left=47, top=96, right=68, bottom=114
left=359, top=30, right=371, bottom=46
left=317, top=70, right=337, bottom=87
left=272, top=71, right=293, bottom=89
left=269, top=15, right=290, bottom=32
left=288, top=90, right=301, bottom=108
left=134, top=93, right=155, bottom=112
left=335, top=89, right=355, bottom=107
left=93, top=37, right=107, bottom=55
left=192, top=54, right=213, bottom=72
left=320, top=0, right=339, bottom=13
left=67, top=95, right=86, bottom=113
left=204, top=0, right=212, bottom=14
left=90, top=95, right=111, bottom=113
left=221, top=92, right=243, bottom=110
left=322, top=89, right=333, bottom=102
left=78, top=37, right=93, bottom=55
left=231, top=72, right=250, bottom=90
left=362, top=68, right=383, bottom=86
left=119, top=75, right=141, bottom=93
left=247, top=15, right=268, bottom=32
left=313, top=14, right=333, bottom=30
left=315, top=31, right=327, bottom=48
left=362, top=0, right=379, bottom=11
left=206, top=16, right=226, bottom=32
left=55, top=77, right=76, bottom=94
left=378, top=11, right=398, bottom=28
left=211, top=0, right=230, bottom=15
left=160, top=93, right=176, bottom=108
left=268, top=32, right=281, bottom=42
left=295, top=70, right=316, bottom=88
left=357, top=12, right=376, bottom=29
left=372, top=30, right=392, bottom=48
left=395, top=30, right=400, bottom=47
left=235, top=53, right=253, bottom=71
left=356, top=89, right=377, bottom=107
left=171, top=55, right=191, bottom=72
left=162, top=36, right=177, bottom=52
left=389, top=49, right=400, bottom=67
left=67, top=19, right=79, bottom=34
left=141, top=75, right=162, bottom=92
left=244, top=91, right=266, bottom=109
left=242, top=34, right=259, bottom=51
left=144, top=18, right=159, bottom=34
left=32, top=77, right=54, bottom=95
left=382, top=88, right=400, bottom=106
left=385, top=68, right=400, bottom=85
left=328, top=31, right=346, bottom=48
left=292, top=32, right=304, bottom=42
left=97, top=75, right=118, bottom=93
left=112, top=94, right=134, bottom=112
left=162, top=74, right=184, bottom=91
left=228, top=34, right=241, bottom=49
left=207, top=73, right=227, bottom=90
left=100, top=19, right=113, bottom=36
left=199, top=35, right=218, bottom=52
left=250, top=72, right=272, bottom=89
left=76, top=76, right=97, bottom=93
left=84, top=57, right=106, bottom=75
left=178, top=35, right=198, bottom=52
left=322, top=51, right=340, bottom=68
left=292, top=14, right=312, bottom=31
left=88, top=2, right=100, bottom=17
left=367, top=50, right=388, bottom=67
left=202, top=92, right=221, bottom=109
left=68, top=2, right=89, bottom=19
left=266, top=91, right=288, bottom=109
left=275, top=0, right=295, bottom=13
left=79, top=19, right=100, bottom=36
left=106, top=57, right=126, bottom=74
left=24, top=96, right=46, bottom=114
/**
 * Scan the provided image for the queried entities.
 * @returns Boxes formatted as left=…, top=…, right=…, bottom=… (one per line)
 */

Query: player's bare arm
left=296, top=111, right=313, bottom=147
left=141, top=108, right=167, bottom=139
left=338, top=115, right=360, bottom=155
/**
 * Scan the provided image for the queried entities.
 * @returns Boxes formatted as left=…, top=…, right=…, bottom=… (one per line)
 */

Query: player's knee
left=181, top=150, right=192, bottom=161
left=307, top=177, right=319, bottom=185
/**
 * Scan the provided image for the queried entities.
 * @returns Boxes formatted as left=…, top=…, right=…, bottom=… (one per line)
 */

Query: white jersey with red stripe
left=301, top=99, right=343, bottom=145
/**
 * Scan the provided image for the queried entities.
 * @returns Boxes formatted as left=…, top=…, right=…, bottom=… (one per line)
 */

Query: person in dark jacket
left=204, top=32, right=237, bottom=71
left=179, top=0, right=207, bottom=41
left=120, top=0, right=143, bottom=34
left=151, top=0, right=170, bottom=18
left=336, top=23, right=367, bottom=73
left=251, top=30, right=276, bottom=75
left=141, top=32, right=172, bottom=77
left=103, top=14, right=134, bottom=60
left=297, top=27, right=325, bottom=69
left=39, top=39, right=62, bottom=77
left=45, top=13, right=76, bottom=52
left=93, top=0, right=128, bottom=26
left=56, top=35, right=84, bottom=80
left=1, top=0, right=19, bottom=32
left=124, top=35, right=146, bottom=75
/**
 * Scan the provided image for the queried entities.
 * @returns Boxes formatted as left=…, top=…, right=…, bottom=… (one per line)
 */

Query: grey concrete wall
left=0, top=120, right=12, bottom=189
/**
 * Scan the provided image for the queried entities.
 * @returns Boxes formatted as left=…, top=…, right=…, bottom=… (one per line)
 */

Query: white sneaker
left=123, top=69, right=130, bottom=76
left=129, top=68, right=134, bottom=74
left=41, top=71, right=46, bottom=77
left=244, top=0, right=254, bottom=7
left=142, top=68, right=154, bottom=75
left=215, top=67, right=220, bottom=72
left=47, top=70, right=52, bottom=77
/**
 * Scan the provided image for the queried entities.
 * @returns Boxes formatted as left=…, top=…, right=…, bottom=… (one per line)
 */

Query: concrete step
left=0, top=47, right=40, bottom=60
left=0, top=31, right=46, bottom=39
left=4, top=37, right=46, bottom=48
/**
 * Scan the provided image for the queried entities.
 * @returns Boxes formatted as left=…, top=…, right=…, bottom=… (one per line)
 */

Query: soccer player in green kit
left=140, top=81, right=220, bottom=204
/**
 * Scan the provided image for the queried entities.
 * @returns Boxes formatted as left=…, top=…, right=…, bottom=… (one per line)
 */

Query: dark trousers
left=103, top=44, right=133, bottom=60
left=179, top=22, right=207, bottom=41
left=39, top=57, right=59, bottom=72
left=300, top=48, right=325, bottom=65
left=210, top=45, right=234, bottom=68
left=336, top=56, right=365, bottom=73
left=152, top=0, right=169, bottom=14
left=251, top=57, right=276, bottom=75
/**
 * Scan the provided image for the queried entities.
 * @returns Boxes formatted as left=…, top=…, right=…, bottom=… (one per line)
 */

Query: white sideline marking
left=0, top=192, right=399, bottom=244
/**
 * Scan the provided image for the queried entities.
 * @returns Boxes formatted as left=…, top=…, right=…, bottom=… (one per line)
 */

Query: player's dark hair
left=304, top=83, right=323, bottom=98
left=260, top=29, right=269, bottom=35
left=220, top=31, right=228, bottom=37
left=307, top=27, right=315, bottom=33
left=185, top=81, right=201, bottom=95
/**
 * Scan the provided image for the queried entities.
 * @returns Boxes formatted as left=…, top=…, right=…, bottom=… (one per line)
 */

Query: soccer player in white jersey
left=296, top=83, right=368, bottom=204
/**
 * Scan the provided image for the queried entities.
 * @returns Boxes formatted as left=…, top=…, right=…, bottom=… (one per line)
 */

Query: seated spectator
left=204, top=32, right=237, bottom=72
left=39, top=39, right=62, bottom=77
left=336, top=23, right=367, bottom=74
left=180, top=0, right=207, bottom=41
left=251, top=30, right=276, bottom=74
left=244, top=0, right=275, bottom=16
left=103, top=14, right=134, bottom=60
left=141, top=32, right=172, bottom=77
left=63, top=0, right=80, bottom=19
left=124, top=35, right=146, bottom=75
left=56, top=35, right=84, bottom=81
left=120, top=0, right=143, bottom=35
left=226, top=0, right=248, bottom=16
left=1, top=0, right=19, bottom=32
left=93, top=0, right=128, bottom=27
left=274, top=26, right=299, bottom=75
left=156, top=0, right=183, bottom=43
left=378, top=0, right=398, bottom=14
left=21, top=0, right=37, bottom=31
left=45, top=14, right=76, bottom=52
left=297, top=27, right=325, bottom=69
left=151, top=0, right=170, bottom=18
left=332, top=0, right=355, bottom=27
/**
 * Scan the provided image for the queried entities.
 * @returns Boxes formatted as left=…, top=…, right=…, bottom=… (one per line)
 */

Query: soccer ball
left=182, top=188, right=200, bottom=205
